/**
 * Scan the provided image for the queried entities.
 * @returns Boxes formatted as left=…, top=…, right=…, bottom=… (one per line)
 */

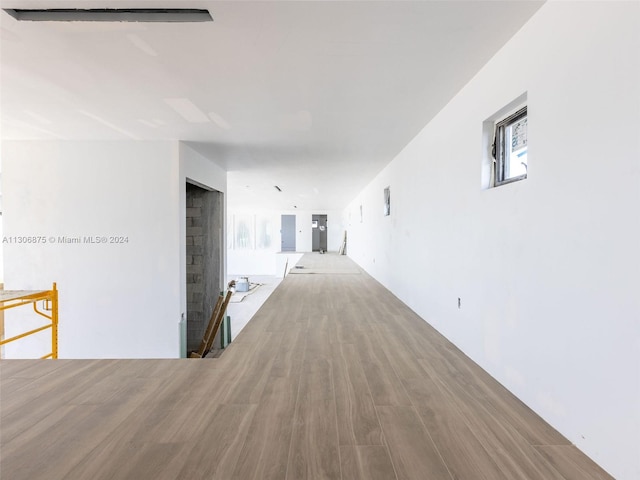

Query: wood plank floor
left=0, top=254, right=613, bottom=479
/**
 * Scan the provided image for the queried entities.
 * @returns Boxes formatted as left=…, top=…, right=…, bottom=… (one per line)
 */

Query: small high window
left=493, top=106, right=527, bottom=186
left=383, top=187, right=390, bottom=216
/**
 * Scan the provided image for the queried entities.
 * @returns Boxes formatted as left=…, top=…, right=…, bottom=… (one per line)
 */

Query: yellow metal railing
left=0, top=283, right=58, bottom=359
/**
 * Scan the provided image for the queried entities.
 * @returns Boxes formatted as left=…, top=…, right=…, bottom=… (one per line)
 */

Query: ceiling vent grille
left=3, top=8, right=213, bottom=23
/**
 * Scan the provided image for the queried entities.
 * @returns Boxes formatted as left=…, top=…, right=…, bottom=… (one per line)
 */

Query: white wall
left=345, top=3, right=639, bottom=479
left=0, top=155, right=3, bottom=282
left=2, top=141, right=181, bottom=358
left=2, top=140, right=227, bottom=359
left=0, top=212, right=3, bottom=283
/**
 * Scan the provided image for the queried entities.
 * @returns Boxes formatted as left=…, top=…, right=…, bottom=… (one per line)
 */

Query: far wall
left=227, top=209, right=344, bottom=276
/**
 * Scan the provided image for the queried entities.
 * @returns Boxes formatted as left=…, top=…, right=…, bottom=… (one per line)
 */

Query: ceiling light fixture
left=3, top=8, right=213, bottom=23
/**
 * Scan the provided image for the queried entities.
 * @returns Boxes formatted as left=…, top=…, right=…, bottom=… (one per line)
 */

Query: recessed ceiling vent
left=2, top=8, right=213, bottom=23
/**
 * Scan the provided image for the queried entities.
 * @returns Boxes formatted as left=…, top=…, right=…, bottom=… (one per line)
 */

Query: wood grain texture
left=176, top=403, right=257, bottom=480
left=333, top=343, right=384, bottom=446
left=374, top=323, right=507, bottom=480
left=354, top=333, right=413, bottom=407
left=286, top=359, right=341, bottom=480
left=230, top=375, right=299, bottom=480
left=230, top=327, right=306, bottom=480
left=0, top=254, right=612, bottom=480
left=376, top=405, right=452, bottom=480
left=425, top=360, right=568, bottom=480
left=340, top=445, right=397, bottom=480
left=534, top=446, right=615, bottom=480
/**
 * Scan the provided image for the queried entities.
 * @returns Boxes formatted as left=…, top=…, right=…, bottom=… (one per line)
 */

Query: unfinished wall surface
left=344, top=2, right=639, bottom=479
left=185, top=183, right=223, bottom=353
left=186, top=186, right=205, bottom=349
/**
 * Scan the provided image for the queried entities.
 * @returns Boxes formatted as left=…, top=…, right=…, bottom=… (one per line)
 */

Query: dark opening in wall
left=186, top=182, right=223, bottom=354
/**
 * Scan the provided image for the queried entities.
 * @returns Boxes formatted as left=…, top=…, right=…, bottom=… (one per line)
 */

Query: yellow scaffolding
left=0, top=283, right=58, bottom=359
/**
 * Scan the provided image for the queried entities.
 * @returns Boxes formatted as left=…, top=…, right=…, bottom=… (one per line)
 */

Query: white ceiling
left=0, top=0, right=544, bottom=211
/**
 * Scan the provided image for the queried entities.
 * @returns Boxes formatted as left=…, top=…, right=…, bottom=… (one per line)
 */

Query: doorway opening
left=281, top=214, right=296, bottom=252
left=185, top=182, right=223, bottom=354
left=312, top=214, right=328, bottom=253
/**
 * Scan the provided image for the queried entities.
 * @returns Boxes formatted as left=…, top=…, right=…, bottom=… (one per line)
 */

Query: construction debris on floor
left=229, top=282, right=262, bottom=303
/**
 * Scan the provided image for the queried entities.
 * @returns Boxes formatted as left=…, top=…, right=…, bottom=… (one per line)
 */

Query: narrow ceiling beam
left=3, top=8, right=213, bottom=23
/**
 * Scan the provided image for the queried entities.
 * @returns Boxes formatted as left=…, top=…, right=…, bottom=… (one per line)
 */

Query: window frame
left=383, top=186, right=390, bottom=216
left=493, top=106, right=527, bottom=187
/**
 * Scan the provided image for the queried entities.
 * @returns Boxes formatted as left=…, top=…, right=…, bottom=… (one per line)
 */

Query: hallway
left=0, top=254, right=611, bottom=479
